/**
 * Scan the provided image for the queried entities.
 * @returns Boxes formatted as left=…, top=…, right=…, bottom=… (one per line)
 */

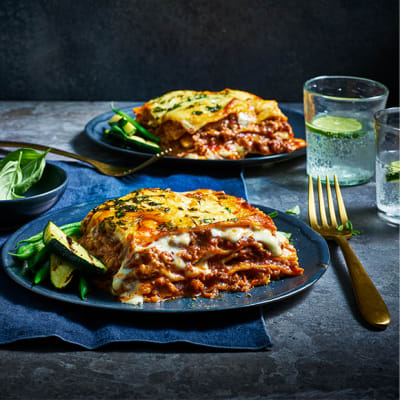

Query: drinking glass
left=375, top=108, right=400, bottom=225
left=304, top=76, right=388, bottom=186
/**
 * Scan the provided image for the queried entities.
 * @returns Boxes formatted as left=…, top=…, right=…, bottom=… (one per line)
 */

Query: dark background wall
left=0, top=0, right=398, bottom=105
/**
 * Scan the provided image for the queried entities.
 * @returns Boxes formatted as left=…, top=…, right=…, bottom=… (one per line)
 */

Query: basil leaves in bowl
left=0, top=148, right=68, bottom=229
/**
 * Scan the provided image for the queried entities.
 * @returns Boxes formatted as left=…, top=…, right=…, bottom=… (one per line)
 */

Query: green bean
left=110, top=104, right=160, bottom=143
left=110, top=124, right=126, bottom=136
left=61, top=221, right=82, bottom=232
left=16, top=221, right=81, bottom=247
left=16, top=231, right=43, bottom=246
left=9, top=240, right=45, bottom=259
left=63, top=225, right=82, bottom=238
left=109, top=124, right=161, bottom=153
left=33, top=262, right=50, bottom=285
left=27, top=245, right=49, bottom=272
left=78, top=276, right=88, bottom=300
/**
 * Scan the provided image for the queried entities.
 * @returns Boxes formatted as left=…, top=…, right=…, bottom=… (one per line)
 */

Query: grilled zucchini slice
left=43, top=221, right=107, bottom=275
left=50, top=253, right=76, bottom=289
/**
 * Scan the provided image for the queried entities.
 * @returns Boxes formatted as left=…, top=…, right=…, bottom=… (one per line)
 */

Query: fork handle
left=0, top=140, right=93, bottom=165
left=335, top=236, right=390, bottom=329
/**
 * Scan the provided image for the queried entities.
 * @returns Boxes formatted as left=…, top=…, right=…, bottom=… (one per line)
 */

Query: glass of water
left=304, top=76, right=388, bottom=186
left=375, top=108, right=400, bottom=225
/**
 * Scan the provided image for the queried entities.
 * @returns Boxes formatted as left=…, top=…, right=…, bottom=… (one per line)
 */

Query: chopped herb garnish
left=152, top=106, right=165, bottom=113
left=286, top=205, right=300, bottom=215
left=123, top=205, right=138, bottom=212
left=159, top=222, right=175, bottom=231
left=336, top=220, right=361, bottom=235
left=168, top=104, right=181, bottom=111
left=192, top=110, right=203, bottom=115
left=206, top=105, right=222, bottom=112
left=279, top=231, right=292, bottom=240
left=268, top=211, right=278, bottom=218
left=225, top=207, right=232, bottom=213
left=190, top=217, right=199, bottom=226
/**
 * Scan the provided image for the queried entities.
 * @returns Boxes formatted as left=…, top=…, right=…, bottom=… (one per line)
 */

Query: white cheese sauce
left=211, top=227, right=283, bottom=256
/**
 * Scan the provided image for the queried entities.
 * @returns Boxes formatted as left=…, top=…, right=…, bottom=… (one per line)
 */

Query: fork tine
left=308, top=175, right=319, bottom=228
left=326, top=175, right=338, bottom=226
left=334, top=175, right=349, bottom=224
left=317, top=176, right=329, bottom=227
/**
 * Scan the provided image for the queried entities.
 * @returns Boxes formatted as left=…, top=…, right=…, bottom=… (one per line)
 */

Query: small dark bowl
left=0, top=163, right=68, bottom=230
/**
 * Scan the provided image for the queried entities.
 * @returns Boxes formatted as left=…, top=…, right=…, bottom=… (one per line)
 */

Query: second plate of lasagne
left=85, top=91, right=306, bottom=167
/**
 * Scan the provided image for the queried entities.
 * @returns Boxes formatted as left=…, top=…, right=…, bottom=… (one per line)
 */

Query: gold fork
left=308, top=175, right=390, bottom=329
left=0, top=140, right=171, bottom=177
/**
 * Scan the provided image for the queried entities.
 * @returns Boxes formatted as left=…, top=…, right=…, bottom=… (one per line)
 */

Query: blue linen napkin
left=0, top=161, right=271, bottom=350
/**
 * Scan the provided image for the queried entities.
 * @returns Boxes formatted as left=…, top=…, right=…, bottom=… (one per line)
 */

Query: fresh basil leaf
left=0, top=160, right=23, bottom=200
left=0, top=148, right=50, bottom=200
left=13, top=149, right=50, bottom=195
left=0, top=148, right=44, bottom=171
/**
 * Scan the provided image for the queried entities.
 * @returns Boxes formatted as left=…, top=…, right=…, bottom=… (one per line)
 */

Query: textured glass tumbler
left=375, top=108, right=400, bottom=225
left=304, top=76, right=388, bottom=186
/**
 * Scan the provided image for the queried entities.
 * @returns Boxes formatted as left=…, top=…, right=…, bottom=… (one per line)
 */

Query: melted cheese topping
left=82, top=188, right=275, bottom=248
left=134, top=89, right=286, bottom=135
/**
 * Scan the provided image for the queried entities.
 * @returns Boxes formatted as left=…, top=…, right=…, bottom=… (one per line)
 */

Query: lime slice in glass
left=385, top=160, right=400, bottom=182
left=306, top=115, right=365, bottom=139
left=323, top=95, right=360, bottom=101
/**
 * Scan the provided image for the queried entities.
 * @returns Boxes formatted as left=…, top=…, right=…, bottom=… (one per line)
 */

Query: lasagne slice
left=79, top=189, right=303, bottom=304
left=134, top=89, right=306, bottom=159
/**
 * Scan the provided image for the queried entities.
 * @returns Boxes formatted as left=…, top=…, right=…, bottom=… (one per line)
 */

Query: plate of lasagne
left=85, top=89, right=306, bottom=167
left=2, top=189, right=329, bottom=313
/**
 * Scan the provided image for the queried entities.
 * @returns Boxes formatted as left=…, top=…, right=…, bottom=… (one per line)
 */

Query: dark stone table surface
left=0, top=101, right=398, bottom=400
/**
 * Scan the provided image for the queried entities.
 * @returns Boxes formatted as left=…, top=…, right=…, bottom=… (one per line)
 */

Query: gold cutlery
left=308, top=174, right=390, bottom=329
left=0, top=140, right=171, bottom=177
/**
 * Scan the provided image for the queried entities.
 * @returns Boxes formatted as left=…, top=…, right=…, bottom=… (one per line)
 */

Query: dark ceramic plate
left=1, top=201, right=329, bottom=313
left=85, top=104, right=306, bottom=167
left=0, top=163, right=68, bottom=229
